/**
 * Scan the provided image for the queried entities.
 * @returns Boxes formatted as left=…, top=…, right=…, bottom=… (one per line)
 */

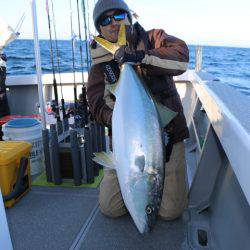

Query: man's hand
left=114, top=45, right=145, bottom=66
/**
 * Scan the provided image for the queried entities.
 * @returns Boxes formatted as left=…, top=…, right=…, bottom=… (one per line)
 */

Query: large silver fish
left=93, top=25, right=176, bottom=234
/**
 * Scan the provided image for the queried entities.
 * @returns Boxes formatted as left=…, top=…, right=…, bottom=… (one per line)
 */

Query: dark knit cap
left=93, top=0, right=132, bottom=32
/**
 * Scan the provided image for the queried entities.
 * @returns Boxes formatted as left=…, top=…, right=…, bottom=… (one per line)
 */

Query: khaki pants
left=99, top=141, right=188, bottom=220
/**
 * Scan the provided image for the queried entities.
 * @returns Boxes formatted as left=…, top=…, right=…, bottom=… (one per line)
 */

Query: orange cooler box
left=0, top=141, right=32, bottom=208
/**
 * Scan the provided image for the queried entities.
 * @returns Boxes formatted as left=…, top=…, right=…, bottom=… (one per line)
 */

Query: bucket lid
left=5, top=118, right=40, bottom=128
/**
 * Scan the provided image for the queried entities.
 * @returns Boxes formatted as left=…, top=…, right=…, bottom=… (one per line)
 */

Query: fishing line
left=45, top=0, right=60, bottom=121
left=50, top=0, right=66, bottom=119
left=14, top=0, right=32, bottom=33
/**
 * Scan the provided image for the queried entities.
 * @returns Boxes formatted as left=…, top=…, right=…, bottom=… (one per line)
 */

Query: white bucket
left=2, top=118, right=44, bottom=175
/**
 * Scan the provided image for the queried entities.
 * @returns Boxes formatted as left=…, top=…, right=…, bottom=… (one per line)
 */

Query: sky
left=0, top=0, right=250, bottom=48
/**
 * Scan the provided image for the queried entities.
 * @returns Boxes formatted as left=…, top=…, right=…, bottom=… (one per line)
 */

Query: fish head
left=126, top=171, right=163, bottom=234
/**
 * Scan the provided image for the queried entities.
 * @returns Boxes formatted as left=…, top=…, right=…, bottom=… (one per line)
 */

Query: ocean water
left=3, top=39, right=250, bottom=96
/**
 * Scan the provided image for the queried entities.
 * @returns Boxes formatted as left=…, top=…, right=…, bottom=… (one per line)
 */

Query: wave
left=4, top=41, right=250, bottom=97
left=7, top=55, right=34, bottom=60
left=239, top=91, right=250, bottom=96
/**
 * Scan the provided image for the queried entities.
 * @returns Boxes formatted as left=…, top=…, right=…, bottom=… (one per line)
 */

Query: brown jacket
left=87, top=23, right=189, bottom=143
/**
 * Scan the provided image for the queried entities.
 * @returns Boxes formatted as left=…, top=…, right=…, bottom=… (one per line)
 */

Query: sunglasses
left=100, top=12, right=127, bottom=27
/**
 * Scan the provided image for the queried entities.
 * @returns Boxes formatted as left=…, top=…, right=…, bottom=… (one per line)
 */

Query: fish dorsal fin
left=117, top=24, right=126, bottom=46
left=155, top=101, right=177, bottom=128
left=93, top=24, right=126, bottom=55
left=93, top=151, right=116, bottom=169
left=93, top=36, right=119, bottom=55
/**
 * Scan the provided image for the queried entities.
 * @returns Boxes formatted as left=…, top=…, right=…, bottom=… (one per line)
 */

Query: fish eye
left=146, top=205, right=153, bottom=215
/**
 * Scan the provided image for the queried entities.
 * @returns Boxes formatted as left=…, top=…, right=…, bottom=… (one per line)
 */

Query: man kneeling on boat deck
left=87, top=0, right=189, bottom=220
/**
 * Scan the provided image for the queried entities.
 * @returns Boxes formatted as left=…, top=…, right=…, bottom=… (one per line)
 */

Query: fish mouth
left=133, top=205, right=158, bottom=234
left=145, top=204, right=158, bottom=231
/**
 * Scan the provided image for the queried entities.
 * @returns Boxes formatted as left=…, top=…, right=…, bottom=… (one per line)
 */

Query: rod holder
left=42, top=129, right=52, bottom=182
left=63, top=117, right=69, bottom=132
left=90, top=123, right=99, bottom=176
left=70, top=130, right=82, bottom=186
left=80, top=145, right=88, bottom=184
left=101, top=126, right=107, bottom=152
left=50, top=124, right=62, bottom=185
left=56, top=120, right=63, bottom=135
left=84, top=126, right=94, bottom=183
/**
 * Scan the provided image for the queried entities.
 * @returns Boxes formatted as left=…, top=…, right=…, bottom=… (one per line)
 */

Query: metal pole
left=195, top=46, right=203, bottom=72
left=31, top=0, right=46, bottom=130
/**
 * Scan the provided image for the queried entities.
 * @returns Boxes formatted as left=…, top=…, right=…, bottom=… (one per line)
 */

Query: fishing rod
left=15, top=11, right=26, bottom=34
left=76, top=0, right=85, bottom=84
left=50, top=0, right=66, bottom=119
left=69, top=0, right=77, bottom=110
left=86, top=0, right=91, bottom=45
left=45, top=0, right=60, bottom=122
left=81, top=0, right=91, bottom=72
left=76, top=0, right=89, bottom=126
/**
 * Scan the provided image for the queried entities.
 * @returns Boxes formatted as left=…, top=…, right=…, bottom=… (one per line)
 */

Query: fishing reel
left=73, top=93, right=89, bottom=128
left=49, top=100, right=60, bottom=120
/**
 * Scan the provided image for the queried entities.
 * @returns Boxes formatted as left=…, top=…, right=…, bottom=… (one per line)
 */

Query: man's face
left=99, top=10, right=130, bottom=42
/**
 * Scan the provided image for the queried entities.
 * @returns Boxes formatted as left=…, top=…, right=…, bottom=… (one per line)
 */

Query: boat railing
left=175, top=68, right=250, bottom=206
left=174, top=59, right=250, bottom=248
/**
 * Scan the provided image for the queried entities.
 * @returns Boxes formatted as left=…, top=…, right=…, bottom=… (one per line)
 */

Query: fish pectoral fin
left=93, top=151, right=116, bottom=169
left=106, top=83, right=118, bottom=96
left=134, top=155, right=145, bottom=173
left=155, top=101, right=177, bottom=128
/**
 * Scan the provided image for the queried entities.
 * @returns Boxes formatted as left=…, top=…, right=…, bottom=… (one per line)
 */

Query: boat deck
left=4, top=72, right=250, bottom=249
left=6, top=185, right=187, bottom=250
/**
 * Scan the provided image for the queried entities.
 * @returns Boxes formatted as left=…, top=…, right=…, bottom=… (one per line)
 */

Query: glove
left=114, top=45, right=145, bottom=66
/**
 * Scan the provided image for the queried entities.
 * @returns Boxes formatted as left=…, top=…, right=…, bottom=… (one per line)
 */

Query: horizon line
left=14, top=38, right=250, bottom=49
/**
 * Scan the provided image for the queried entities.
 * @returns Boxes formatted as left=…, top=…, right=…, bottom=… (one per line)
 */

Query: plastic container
left=0, top=114, right=41, bottom=126
left=0, top=141, right=32, bottom=208
left=2, top=118, right=44, bottom=175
